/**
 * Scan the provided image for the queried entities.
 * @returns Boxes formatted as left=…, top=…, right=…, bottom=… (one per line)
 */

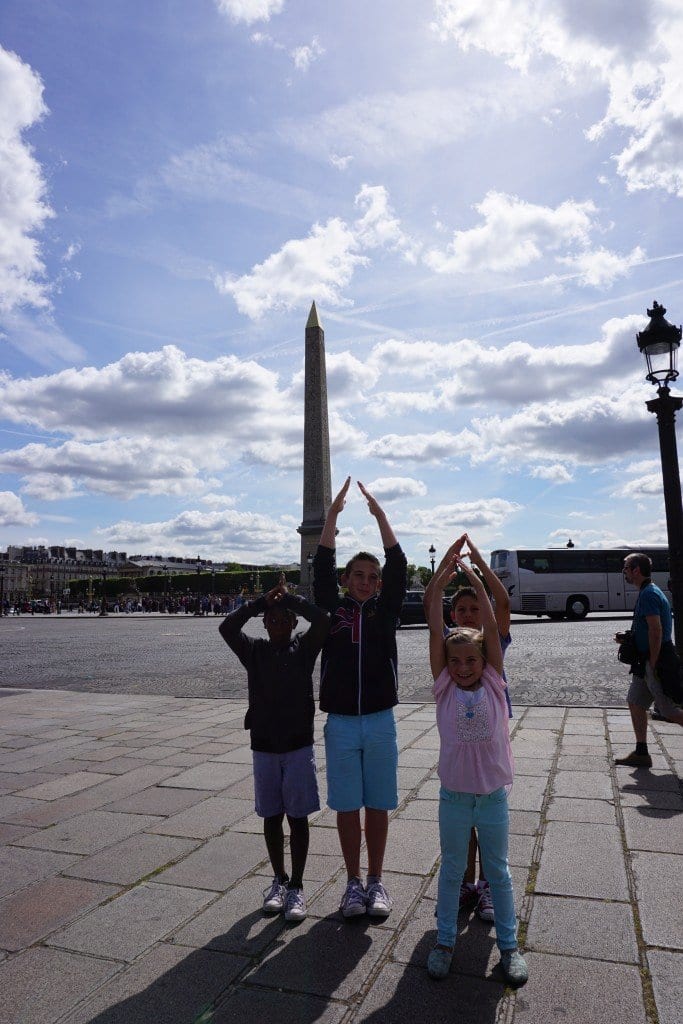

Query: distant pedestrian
left=313, top=477, right=407, bottom=920
left=614, top=552, right=683, bottom=767
left=426, top=551, right=527, bottom=987
left=219, top=576, right=329, bottom=921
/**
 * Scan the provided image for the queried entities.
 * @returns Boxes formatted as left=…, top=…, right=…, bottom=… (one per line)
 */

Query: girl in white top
left=427, top=553, right=528, bottom=987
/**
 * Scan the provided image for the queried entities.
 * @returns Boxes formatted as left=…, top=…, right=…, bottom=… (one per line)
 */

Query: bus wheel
left=566, top=596, right=589, bottom=620
left=547, top=612, right=565, bottom=620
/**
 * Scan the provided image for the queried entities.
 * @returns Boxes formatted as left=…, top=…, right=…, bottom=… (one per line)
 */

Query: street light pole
left=637, top=300, right=683, bottom=656
left=429, top=544, right=436, bottom=577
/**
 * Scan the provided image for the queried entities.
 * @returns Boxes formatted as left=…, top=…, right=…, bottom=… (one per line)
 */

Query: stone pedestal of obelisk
left=297, top=302, right=332, bottom=593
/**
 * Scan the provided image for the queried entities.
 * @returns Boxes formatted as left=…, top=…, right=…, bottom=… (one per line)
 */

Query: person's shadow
left=80, top=901, right=375, bottom=1023
left=619, top=768, right=683, bottom=820
left=79, top=894, right=507, bottom=1023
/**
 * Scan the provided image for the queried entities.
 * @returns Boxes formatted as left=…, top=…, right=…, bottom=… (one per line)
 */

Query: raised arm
left=423, top=535, right=466, bottom=621
left=456, top=557, right=503, bottom=676
left=319, top=476, right=351, bottom=549
left=464, top=534, right=511, bottom=637
left=428, top=557, right=454, bottom=679
left=357, top=481, right=397, bottom=549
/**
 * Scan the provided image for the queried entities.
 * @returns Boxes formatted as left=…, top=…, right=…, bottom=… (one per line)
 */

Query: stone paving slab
left=631, top=851, right=683, bottom=949
left=0, top=946, right=122, bottom=1024
left=154, top=831, right=267, bottom=890
left=0, top=845, right=80, bottom=899
left=0, top=691, right=682, bottom=1024
left=66, top=943, right=248, bottom=1024
left=535, top=821, right=629, bottom=900
left=525, top=894, right=638, bottom=963
left=514, top=952, right=647, bottom=1024
left=647, top=949, right=683, bottom=1024
left=0, top=875, right=118, bottom=951
left=13, top=810, right=163, bottom=855
left=46, top=882, right=217, bottom=962
left=61, top=832, right=201, bottom=885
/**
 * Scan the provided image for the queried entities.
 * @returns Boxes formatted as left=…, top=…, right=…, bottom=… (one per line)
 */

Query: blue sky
left=1, top=0, right=682, bottom=568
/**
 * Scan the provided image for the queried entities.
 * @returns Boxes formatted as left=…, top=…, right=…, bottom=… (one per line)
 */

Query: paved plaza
left=0, top=687, right=682, bottom=1024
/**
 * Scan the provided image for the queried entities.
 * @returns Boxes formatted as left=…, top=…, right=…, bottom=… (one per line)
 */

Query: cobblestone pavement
left=1, top=615, right=632, bottom=706
left=0, top=689, right=681, bottom=1024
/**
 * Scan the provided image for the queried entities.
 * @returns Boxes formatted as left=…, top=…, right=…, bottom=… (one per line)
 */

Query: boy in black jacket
left=313, top=478, right=407, bottom=919
left=219, top=577, right=329, bottom=921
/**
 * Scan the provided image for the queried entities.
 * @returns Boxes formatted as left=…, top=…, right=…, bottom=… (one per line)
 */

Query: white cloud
left=98, top=506, right=300, bottom=562
left=474, top=390, right=651, bottom=465
left=365, top=477, right=428, bottom=502
left=217, top=217, right=364, bottom=319
left=0, top=439, right=210, bottom=499
left=216, top=184, right=413, bottom=319
left=365, top=429, right=484, bottom=463
left=281, top=79, right=553, bottom=164
left=363, top=314, right=644, bottom=410
left=291, top=37, right=324, bottom=71
left=424, top=191, right=637, bottom=285
left=0, top=489, right=38, bottom=526
left=330, top=154, right=353, bottom=171
left=20, top=473, right=82, bottom=501
left=0, top=345, right=290, bottom=439
left=433, top=0, right=683, bottom=196
left=530, top=463, right=573, bottom=483
left=1, top=309, right=86, bottom=368
left=552, top=245, right=645, bottom=288
left=405, top=498, right=522, bottom=534
left=0, top=46, right=54, bottom=313
left=214, top=0, right=284, bottom=25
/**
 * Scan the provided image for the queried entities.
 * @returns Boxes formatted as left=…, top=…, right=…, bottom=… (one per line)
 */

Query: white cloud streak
left=0, top=46, right=54, bottom=313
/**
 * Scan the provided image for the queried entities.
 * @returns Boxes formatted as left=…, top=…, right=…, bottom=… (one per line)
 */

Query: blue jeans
left=436, top=785, right=517, bottom=950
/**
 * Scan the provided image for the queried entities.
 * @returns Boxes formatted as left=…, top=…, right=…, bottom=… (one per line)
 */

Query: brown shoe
left=615, top=751, right=652, bottom=768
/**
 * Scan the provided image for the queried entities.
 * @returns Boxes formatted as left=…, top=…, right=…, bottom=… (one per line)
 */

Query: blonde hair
left=444, top=626, right=486, bottom=659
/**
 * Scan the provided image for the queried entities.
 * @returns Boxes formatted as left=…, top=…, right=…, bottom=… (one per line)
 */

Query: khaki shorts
left=627, top=663, right=681, bottom=719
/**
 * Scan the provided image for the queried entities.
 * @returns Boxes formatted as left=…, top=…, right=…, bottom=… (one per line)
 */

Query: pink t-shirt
left=433, top=664, right=514, bottom=794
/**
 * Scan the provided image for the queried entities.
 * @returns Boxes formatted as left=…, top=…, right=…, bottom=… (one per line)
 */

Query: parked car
left=397, top=592, right=453, bottom=627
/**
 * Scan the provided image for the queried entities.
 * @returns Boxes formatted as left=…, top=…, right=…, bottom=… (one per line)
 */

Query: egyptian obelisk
left=298, top=302, right=332, bottom=589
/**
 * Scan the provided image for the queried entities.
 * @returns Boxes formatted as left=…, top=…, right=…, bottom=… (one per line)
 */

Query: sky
left=1, top=0, right=682, bottom=569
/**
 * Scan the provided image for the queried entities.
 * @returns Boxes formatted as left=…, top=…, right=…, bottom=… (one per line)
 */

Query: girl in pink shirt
left=426, top=554, right=528, bottom=988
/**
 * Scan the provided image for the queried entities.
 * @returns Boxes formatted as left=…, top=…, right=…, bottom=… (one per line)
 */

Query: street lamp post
left=636, top=300, right=683, bottom=656
left=429, top=544, right=436, bottom=576
left=0, top=567, right=4, bottom=617
left=307, top=551, right=314, bottom=597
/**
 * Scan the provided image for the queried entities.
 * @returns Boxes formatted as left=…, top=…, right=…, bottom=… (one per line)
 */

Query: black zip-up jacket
left=313, top=543, right=407, bottom=716
left=219, top=593, right=329, bottom=753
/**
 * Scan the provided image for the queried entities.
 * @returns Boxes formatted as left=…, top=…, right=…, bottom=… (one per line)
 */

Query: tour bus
left=490, top=546, right=670, bottom=619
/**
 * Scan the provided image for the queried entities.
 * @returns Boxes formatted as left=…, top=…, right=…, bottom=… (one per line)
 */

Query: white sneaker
left=366, top=879, right=392, bottom=918
left=262, top=878, right=287, bottom=913
left=340, top=877, right=367, bottom=918
left=284, top=887, right=307, bottom=922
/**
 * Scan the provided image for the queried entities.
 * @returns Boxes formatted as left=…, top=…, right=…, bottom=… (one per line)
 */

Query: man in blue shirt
left=614, top=553, right=683, bottom=767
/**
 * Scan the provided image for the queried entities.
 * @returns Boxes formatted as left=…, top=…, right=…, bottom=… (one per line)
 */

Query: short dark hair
left=264, top=605, right=296, bottom=625
left=344, top=551, right=381, bottom=577
left=450, top=585, right=477, bottom=610
left=625, top=552, right=652, bottom=577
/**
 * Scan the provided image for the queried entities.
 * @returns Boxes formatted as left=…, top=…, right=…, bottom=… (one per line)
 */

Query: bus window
left=519, top=553, right=551, bottom=573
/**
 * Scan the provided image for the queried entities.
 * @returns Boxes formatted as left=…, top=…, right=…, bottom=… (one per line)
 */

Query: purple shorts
left=252, top=745, right=320, bottom=819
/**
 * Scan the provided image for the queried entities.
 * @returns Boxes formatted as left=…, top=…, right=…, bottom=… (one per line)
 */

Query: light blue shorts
left=252, top=745, right=320, bottom=819
left=324, top=709, right=398, bottom=812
